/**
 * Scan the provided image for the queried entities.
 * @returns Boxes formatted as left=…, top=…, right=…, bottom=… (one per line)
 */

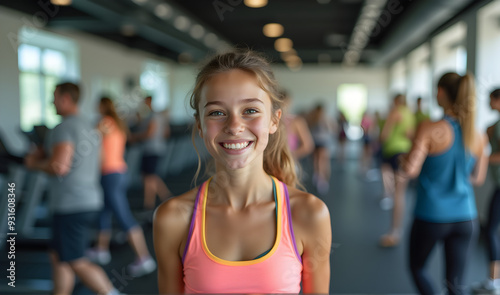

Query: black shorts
left=51, top=211, right=98, bottom=262
left=382, top=153, right=403, bottom=171
left=141, top=155, right=159, bottom=175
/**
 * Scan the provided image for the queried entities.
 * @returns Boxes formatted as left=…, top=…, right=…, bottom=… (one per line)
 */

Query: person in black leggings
left=473, top=88, right=500, bottom=292
left=400, top=73, right=488, bottom=294
left=410, top=220, right=478, bottom=294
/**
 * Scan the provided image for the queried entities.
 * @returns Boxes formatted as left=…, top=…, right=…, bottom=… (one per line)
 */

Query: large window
left=389, top=59, right=407, bottom=95
left=477, top=0, right=500, bottom=130
left=407, top=44, right=432, bottom=116
left=17, top=28, right=78, bottom=131
left=337, top=84, right=367, bottom=124
left=140, top=61, right=170, bottom=112
left=432, top=22, right=467, bottom=77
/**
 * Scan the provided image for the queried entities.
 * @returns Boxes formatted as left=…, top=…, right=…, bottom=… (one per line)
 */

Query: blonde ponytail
left=454, top=74, right=476, bottom=150
left=437, top=72, right=476, bottom=150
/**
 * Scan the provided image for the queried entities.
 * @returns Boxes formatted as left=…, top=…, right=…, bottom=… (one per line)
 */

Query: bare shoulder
left=287, top=186, right=330, bottom=228
left=154, top=188, right=198, bottom=231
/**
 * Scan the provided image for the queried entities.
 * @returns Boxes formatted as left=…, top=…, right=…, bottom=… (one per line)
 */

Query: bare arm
left=471, top=133, right=488, bottom=186
left=399, top=122, right=431, bottom=179
left=153, top=198, right=191, bottom=294
left=292, top=117, right=314, bottom=159
left=25, top=142, right=74, bottom=176
left=297, top=195, right=332, bottom=294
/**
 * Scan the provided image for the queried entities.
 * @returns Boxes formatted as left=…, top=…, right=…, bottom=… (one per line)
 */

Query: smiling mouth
left=220, top=141, right=252, bottom=150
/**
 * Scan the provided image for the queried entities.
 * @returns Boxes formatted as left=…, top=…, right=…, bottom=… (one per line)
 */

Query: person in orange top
left=87, top=97, right=156, bottom=277
left=153, top=50, right=331, bottom=294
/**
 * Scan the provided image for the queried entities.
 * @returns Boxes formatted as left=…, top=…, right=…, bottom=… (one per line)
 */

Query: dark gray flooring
left=0, top=141, right=493, bottom=294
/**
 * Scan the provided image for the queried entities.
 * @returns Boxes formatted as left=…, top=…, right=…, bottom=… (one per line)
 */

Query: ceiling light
left=174, top=16, right=190, bottom=32
left=154, top=3, right=172, bottom=19
left=131, top=0, right=148, bottom=5
left=263, top=23, right=284, bottom=38
left=190, top=24, right=205, bottom=40
left=204, top=33, right=218, bottom=47
left=286, top=57, right=302, bottom=71
left=274, top=38, right=293, bottom=52
left=244, top=0, right=268, bottom=8
left=280, top=49, right=297, bottom=61
left=50, top=0, right=72, bottom=5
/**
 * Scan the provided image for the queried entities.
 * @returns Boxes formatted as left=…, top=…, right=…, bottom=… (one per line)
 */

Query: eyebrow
left=204, top=98, right=264, bottom=108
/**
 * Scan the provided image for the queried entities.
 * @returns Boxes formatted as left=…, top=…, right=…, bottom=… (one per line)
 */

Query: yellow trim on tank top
left=201, top=176, right=283, bottom=266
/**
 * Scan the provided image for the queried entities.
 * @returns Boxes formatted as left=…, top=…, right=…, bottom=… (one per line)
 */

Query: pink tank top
left=182, top=176, right=303, bottom=293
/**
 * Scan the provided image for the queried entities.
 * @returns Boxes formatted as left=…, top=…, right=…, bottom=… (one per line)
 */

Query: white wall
left=274, top=65, right=389, bottom=117
left=0, top=8, right=25, bottom=154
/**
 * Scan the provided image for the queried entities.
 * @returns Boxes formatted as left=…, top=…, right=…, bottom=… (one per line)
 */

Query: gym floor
left=0, top=141, right=492, bottom=294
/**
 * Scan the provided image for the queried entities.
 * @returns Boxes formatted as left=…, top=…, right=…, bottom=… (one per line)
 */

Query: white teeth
left=223, top=142, right=249, bottom=150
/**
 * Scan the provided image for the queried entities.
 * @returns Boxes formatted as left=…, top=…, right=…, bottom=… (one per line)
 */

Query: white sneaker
left=472, top=279, right=500, bottom=294
left=127, top=257, right=157, bottom=277
left=86, top=248, right=111, bottom=265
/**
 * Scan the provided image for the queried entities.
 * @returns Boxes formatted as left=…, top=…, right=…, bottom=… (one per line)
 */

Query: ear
left=196, top=118, right=203, bottom=138
left=269, top=109, right=282, bottom=134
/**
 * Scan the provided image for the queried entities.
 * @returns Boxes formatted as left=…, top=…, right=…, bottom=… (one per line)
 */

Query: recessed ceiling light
left=174, top=16, right=190, bottom=32
left=50, top=0, right=72, bottom=5
left=190, top=24, right=205, bottom=40
left=155, top=3, right=172, bottom=19
left=204, top=33, right=218, bottom=47
left=244, top=0, right=268, bottom=8
left=274, top=38, right=293, bottom=52
left=263, top=23, right=284, bottom=38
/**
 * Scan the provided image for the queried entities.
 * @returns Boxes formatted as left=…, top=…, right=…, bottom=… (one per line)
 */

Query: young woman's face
left=197, top=69, right=280, bottom=171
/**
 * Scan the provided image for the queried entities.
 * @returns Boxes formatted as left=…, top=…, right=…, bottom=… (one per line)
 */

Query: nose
left=224, top=114, right=244, bottom=135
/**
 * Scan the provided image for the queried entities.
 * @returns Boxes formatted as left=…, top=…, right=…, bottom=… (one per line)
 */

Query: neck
left=209, top=167, right=273, bottom=210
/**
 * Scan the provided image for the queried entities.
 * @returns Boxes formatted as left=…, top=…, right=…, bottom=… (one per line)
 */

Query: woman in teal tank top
left=379, top=94, right=416, bottom=247
left=400, top=73, right=488, bottom=295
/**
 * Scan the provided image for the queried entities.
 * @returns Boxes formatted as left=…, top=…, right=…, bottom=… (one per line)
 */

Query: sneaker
left=127, top=257, right=157, bottom=277
left=86, top=248, right=111, bottom=265
left=472, top=279, right=500, bottom=294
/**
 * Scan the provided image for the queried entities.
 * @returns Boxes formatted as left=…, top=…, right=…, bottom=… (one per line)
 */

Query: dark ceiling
left=1, top=0, right=483, bottom=65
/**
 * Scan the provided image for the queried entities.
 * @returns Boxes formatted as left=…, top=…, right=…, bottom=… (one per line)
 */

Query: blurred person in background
left=415, top=97, right=430, bottom=126
left=400, top=73, right=487, bottom=295
left=86, top=97, right=156, bottom=277
left=360, top=111, right=376, bottom=176
left=307, top=103, right=335, bottom=194
left=337, top=110, right=348, bottom=161
left=130, top=96, right=171, bottom=209
left=282, top=90, right=314, bottom=161
left=24, top=83, right=120, bottom=295
left=473, top=88, right=500, bottom=293
left=379, top=94, right=416, bottom=247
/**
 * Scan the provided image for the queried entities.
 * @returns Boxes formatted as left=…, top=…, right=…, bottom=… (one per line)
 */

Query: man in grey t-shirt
left=25, top=82, right=119, bottom=295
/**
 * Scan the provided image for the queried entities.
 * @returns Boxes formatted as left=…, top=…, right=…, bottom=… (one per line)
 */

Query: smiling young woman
left=153, top=50, right=332, bottom=294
